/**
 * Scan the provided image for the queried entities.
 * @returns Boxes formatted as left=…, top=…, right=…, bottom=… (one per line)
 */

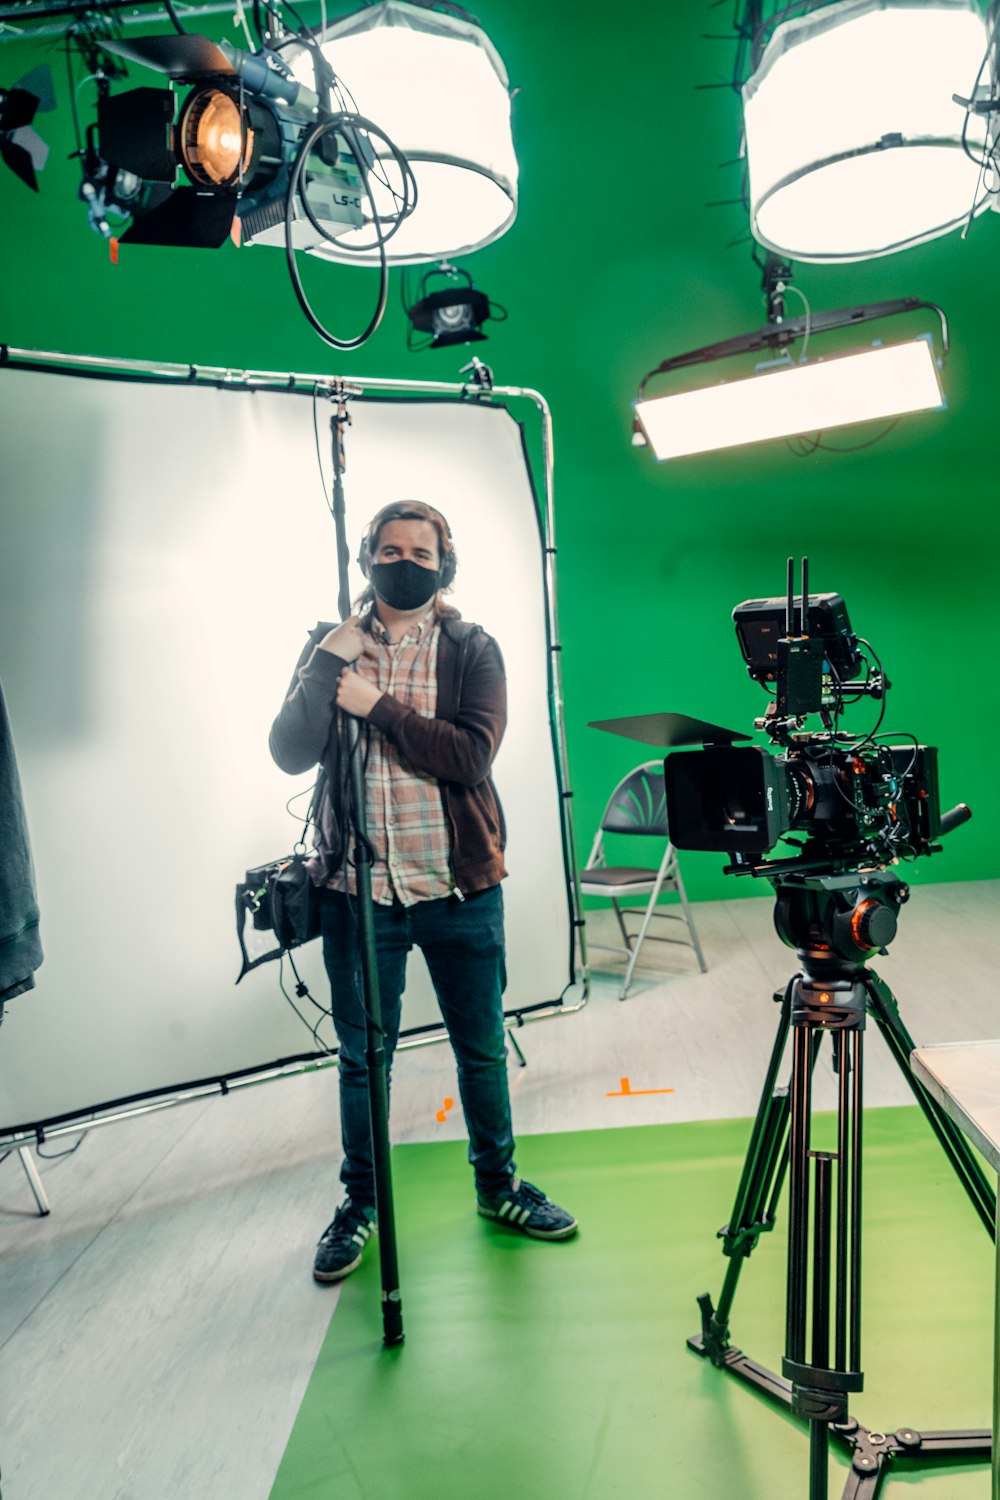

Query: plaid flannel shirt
left=328, top=609, right=453, bottom=905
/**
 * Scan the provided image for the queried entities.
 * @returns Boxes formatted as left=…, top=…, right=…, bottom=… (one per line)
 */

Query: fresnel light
left=49, top=1, right=517, bottom=349
left=85, top=0, right=517, bottom=267
left=93, top=35, right=339, bottom=250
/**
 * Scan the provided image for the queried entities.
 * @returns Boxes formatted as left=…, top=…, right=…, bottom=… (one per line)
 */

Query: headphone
left=357, top=501, right=458, bottom=589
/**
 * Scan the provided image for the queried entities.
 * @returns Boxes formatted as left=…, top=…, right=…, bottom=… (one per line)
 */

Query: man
left=270, top=500, right=577, bottom=1282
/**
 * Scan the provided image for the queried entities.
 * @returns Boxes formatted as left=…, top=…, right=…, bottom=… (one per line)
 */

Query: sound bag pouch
left=235, top=851, right=321, bottom=982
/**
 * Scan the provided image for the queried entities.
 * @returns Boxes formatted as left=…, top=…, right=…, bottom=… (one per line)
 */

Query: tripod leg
left=833, top=1026, right=864, bottom=1374
left=865, top=972, right=996, bottom=1237
left=784, top=1021, right=860, bottom=1382
left=809, top=1152, right=834, bottom=1500
left=784, top=1025, right=865, bottom=1500
left=994, top=1195, right=999, bottom=1500
left=809, top=1421, right=829, bottom=1500
left=786, top=1018, right=816, bottom=1364
left=690, top=982, right=791, bottom=1362
left=850, top=1027, right=863, bottom=1372
left=692, top=981, right=823, bottom=1364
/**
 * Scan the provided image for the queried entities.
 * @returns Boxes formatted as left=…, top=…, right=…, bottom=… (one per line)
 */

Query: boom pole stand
left=327, top=385, right=404, bottom=1347
left=689, top=870, right=994, bottom=1498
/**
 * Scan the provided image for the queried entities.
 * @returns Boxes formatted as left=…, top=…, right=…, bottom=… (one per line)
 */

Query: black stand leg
left=329, top=394, right=404, bottom=1347
left=689, top=980, right=794, bottom=1365
left=689, top=949, right=994, bottom=1498
left=865, top=973, right=995, bottom=1235
left=781, top=982, right=864, bottom=1500
left=506, top=1024, right=527, bottom=1068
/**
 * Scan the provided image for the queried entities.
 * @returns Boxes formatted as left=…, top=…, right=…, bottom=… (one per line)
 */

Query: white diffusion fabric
left=0, top=374, right=570, bottom=1131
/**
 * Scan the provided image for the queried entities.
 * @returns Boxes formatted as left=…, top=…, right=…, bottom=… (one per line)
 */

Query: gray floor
left=1, top=879, right=996, bottom=1500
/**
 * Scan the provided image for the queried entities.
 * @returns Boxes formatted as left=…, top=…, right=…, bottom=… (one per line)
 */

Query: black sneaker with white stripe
left=477, top=1178, right=578, bottom=1240
left=313, top=1200, right=377, bottom=1282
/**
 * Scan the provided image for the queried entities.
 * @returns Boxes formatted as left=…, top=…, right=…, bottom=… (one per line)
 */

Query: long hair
left=354, top=500, right=459, bottom=617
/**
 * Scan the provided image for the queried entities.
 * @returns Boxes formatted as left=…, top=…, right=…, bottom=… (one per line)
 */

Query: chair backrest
left=600, top=762, right=668, bottom=837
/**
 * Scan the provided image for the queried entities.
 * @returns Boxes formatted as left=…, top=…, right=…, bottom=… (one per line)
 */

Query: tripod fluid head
left=771, top=867, right=906, bottom=980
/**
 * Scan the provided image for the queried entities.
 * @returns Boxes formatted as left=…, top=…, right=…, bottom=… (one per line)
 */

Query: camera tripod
left=689, top=870, right=996, bottom=1499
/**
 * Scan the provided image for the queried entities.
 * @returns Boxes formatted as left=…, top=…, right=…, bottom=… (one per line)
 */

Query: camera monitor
left=734, top=592, right=862, bottom=686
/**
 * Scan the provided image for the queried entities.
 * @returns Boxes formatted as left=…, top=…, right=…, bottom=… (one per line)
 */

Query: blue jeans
left=318, top=885, right=516, bottom=1205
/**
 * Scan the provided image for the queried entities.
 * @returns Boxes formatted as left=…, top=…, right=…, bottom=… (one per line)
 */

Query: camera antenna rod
left=801, top=555, right=809, bottom=635
left=785, top=557, right=795, bottom=637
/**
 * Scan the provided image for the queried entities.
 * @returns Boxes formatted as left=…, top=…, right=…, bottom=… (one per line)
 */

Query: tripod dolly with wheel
left=689, top=866, right=994, bottom=1500
left=592, top=557, right=993, bottom=1498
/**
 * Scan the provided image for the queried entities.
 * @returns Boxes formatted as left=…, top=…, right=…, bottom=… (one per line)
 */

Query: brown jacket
left=269, top=615, right=508, bottom=894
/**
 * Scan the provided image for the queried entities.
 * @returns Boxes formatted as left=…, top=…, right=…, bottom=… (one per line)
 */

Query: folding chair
left=579, top=760, right=707, bottom=1000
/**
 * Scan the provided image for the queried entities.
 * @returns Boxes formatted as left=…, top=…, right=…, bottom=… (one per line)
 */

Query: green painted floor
left=269, top=1110, right=995, bottom=1499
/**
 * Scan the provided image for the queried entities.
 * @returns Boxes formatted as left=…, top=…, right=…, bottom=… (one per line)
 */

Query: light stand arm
left=637, top=298, right=949, bottom=397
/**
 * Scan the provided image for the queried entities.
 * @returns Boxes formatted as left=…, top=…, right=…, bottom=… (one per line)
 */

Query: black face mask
left=371, top=559, right=441, bottom=611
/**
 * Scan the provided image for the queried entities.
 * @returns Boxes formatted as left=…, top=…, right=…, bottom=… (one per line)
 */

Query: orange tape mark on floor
left=435, top=1096, right=455, bottom=1123
left=607, top=1076, right=674, bottom=1098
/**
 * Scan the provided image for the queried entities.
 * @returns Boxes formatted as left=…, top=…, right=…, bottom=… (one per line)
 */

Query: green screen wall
left=2, top=0, right=997, bottom=902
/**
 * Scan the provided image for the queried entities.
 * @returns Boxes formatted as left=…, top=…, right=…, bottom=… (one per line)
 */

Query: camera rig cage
left=589, top=556, right=970, bottom=966
left=660, top=557, right=968, bottom=883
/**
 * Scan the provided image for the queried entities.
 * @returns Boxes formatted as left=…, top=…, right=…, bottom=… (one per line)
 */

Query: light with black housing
left=405, top=264, right=506, bottom=350
left=85, top=29, right=413, bottom=349
left=94, top=36, right=319, bottom=248
left=0, top=63, right=55, bottom=193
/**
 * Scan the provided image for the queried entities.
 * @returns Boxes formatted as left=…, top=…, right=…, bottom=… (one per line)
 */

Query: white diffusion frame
left=0, top=363, right=578, bottom=1135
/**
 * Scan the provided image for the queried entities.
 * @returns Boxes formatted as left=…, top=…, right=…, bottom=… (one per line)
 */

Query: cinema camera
left=658, top=571, right=989, bottom=1499
left=660, top=559, right=970, bottom=960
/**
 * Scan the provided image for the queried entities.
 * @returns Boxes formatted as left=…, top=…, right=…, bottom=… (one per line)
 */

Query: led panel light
left=743, top=0, right=989, bottom=261
left=634, top=338, right=944, bottom=461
